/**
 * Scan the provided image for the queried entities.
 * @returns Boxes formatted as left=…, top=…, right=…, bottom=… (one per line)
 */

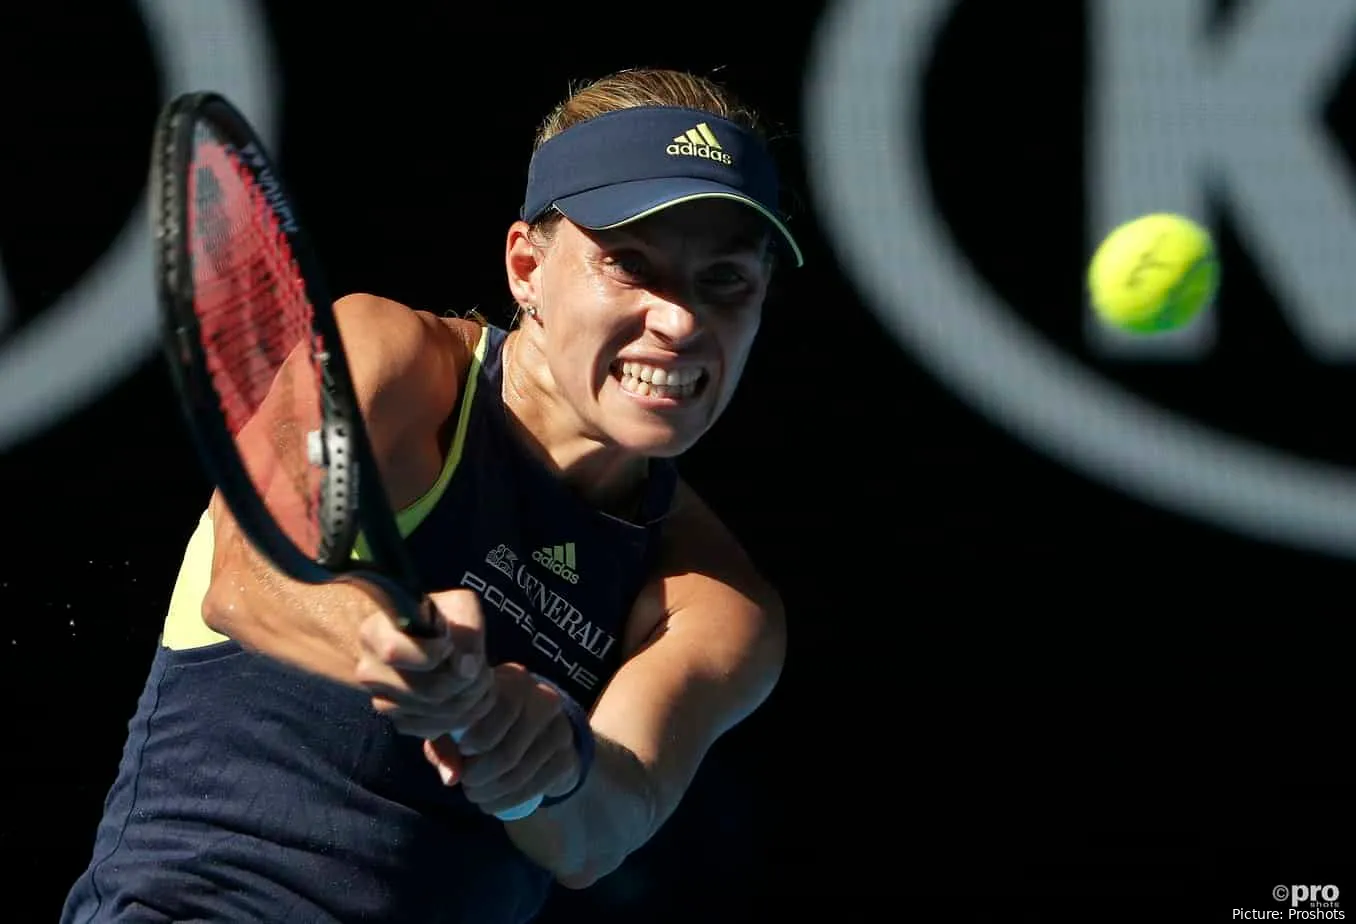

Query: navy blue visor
left=521, top=106, right=803, bottom=267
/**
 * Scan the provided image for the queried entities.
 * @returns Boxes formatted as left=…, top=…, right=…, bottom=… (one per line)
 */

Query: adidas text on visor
left=520, top=106, right=803, bottom=267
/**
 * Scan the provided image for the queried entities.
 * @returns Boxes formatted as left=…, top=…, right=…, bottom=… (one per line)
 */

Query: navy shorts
left=61, top=641, right=553, bottom=923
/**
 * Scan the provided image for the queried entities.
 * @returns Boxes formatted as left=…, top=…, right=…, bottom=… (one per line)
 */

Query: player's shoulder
left=331, top=292, right=481, bottom=428
left=660, top=480, right=770, bottom=589
left=333, top=292, right=476, bottom=363
left=627, top=478, right=784, bottom=650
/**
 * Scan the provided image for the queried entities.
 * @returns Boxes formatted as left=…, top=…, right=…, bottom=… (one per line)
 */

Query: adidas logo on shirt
left=532, top=542, right=580, bottom=584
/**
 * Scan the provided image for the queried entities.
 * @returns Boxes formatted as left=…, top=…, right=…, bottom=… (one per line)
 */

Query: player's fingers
left=455, top=683, right=525, bottom=762
left=368, top=670, right=496, bottom=729
left=445, top=673, right=499, bottom=732
left=425, top=735, right=464, bottom=785
left=364, top=679, right=472, bottom=719
left=363, top=653, right=494, bottom=708
left=460, top=696, right=557, bottom=788
left=378, top=706, right=475, bottom=739
left=360, top=663, right=487, bottom=727
left=355, top=654, right=411, bottom=694
left=428, top=588, right=487, bottom=669
left=473, top=745, right=576, bottom=819
left=358, top=611, right=448, bottom=671
left=462, top=713, right=571, bottom=804
left=370, top=696, right=441, bottom=736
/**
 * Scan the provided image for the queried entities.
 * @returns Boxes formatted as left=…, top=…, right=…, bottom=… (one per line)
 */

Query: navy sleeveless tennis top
left=61, top=322, right=678, bottom=924
left=398, top=323, right=676, bottom=707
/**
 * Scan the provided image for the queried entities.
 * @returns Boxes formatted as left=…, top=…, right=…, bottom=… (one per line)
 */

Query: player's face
left=537, top=200, right=773, bottom=456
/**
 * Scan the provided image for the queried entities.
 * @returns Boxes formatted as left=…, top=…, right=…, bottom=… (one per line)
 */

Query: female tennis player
left=62, top=68, right=801, bottom=923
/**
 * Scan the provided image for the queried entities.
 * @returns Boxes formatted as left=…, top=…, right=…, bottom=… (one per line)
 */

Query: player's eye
left=603, top=250, right=653, bottom=282
left=701, top=264, right=747, bottom=288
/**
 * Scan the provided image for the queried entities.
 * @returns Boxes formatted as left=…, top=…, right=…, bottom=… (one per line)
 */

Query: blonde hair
left=534, top=68, right=766, bottom=151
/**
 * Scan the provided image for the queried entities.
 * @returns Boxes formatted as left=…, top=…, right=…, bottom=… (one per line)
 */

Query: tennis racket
left=150, top=90, right=437, bottom=637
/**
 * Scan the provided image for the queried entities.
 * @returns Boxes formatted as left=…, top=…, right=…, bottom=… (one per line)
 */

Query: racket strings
left=188, top=138, right=326, bottom=554
left=190, top=143, right=316, bottom=434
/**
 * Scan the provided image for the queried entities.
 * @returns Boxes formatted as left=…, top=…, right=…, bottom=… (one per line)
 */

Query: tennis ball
left=1087, top=213, right=1219, bottom=333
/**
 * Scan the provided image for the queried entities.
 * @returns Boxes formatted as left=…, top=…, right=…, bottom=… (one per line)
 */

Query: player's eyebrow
left=602, top=224, right=769, bottom=257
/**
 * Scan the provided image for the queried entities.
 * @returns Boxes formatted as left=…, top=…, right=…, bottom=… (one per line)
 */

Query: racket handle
left=393, top=591, right=439, bottom=634
left=396, top=593, right=441, bottom=639
left=344, top=572, right=442, bottom=638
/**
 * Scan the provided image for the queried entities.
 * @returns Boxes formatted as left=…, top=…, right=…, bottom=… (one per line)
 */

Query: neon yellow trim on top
left=353, top=326, right=489, bottom=559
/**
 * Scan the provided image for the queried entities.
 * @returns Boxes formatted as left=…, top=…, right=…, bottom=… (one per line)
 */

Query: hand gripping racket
left=150, top=91, right=437, bottom=637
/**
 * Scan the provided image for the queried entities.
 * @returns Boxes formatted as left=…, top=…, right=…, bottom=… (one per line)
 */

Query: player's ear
left=505, top=220, right=545, bottom=309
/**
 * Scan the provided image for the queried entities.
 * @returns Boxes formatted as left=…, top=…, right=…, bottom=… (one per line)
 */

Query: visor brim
left=552, top=178, right=804, bottom=268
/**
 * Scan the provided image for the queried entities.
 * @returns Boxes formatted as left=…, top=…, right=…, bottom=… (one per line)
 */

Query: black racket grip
left=345, top=572, right=443, bottom=639
left=398, top=594, right=442, bottom=639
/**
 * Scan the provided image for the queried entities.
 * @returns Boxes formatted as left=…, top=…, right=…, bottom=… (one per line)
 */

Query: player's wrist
left=536, top=676, right=595, bottom=809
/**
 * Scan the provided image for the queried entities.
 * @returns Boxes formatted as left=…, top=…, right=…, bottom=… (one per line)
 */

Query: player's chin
left=600, top=383, right=708, bottom=456
left=605, top=417, right=703, bottom=458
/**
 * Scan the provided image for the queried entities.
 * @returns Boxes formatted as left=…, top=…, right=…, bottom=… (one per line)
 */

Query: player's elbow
left=200, top=579, right=241, bottom=637
left=746, top=586, right=788, bottom=703
left=554, top=869, right=599, bottom=891
left=200, top=555, right=258, bottom=640
left=554, top=853, right=627, bottom=891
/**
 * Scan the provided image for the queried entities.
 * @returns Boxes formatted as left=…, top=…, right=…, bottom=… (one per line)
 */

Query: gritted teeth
left=619, top=361, right=704, bottom=387
left=614, top=360, right=707, bottom=399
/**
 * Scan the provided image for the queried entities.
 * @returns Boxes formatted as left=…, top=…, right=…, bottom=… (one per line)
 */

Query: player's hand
left=355, top=587, right=496, bottom=743
left=424, top=663, right=582, bottom=818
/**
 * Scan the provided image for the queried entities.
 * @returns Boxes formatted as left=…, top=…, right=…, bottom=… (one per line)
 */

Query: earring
left=521, top=303, right=539, bottom=320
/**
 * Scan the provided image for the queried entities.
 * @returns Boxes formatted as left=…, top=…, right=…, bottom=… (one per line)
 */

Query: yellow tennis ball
left=1087, top=213, right=1219, bottom=333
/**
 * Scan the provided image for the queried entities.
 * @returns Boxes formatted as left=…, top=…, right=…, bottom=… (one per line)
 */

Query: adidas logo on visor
left=666, top=122, right=733, bottom=165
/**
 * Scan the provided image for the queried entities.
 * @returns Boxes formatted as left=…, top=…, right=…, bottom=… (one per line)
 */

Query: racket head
left=151, top=91, right=358, bottom=581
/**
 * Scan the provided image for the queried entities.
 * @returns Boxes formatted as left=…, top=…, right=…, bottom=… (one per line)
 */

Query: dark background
left=2, top=1, right=1352, bottom=921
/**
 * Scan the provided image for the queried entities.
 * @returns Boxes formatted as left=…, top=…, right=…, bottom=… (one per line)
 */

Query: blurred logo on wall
left=0, top=0, right=280, bottom=454
left=806, top=0, right=1356, bottom=560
